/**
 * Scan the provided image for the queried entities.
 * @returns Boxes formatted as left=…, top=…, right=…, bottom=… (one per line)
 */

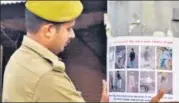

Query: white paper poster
left=107, top=36, right=179, bottom=102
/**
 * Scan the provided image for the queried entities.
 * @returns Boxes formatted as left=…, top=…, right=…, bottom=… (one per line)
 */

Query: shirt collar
left=21, top=36, right=65, bottom=72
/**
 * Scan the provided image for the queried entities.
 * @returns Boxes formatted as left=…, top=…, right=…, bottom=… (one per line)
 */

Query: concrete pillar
left=0, top=45, right=3, bottom=100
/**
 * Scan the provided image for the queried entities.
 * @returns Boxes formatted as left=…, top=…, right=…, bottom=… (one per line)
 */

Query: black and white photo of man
left=115, top=46, right=126, bottom=69
left=140, top=46, right=155, bottom=69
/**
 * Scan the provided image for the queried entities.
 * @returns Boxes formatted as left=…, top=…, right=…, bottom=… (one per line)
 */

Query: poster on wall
left=107, top=36, right=179, bottom=102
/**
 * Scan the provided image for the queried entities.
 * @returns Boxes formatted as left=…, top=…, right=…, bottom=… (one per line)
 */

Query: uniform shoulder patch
left=52, top=60, right=65, bottom=72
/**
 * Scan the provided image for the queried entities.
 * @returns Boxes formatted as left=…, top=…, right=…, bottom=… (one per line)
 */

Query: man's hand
left=100, top=80, right=109, bottom=102
left=150, top=88, right=165, bottom=103
left=150, top=88, right=179, bottom=102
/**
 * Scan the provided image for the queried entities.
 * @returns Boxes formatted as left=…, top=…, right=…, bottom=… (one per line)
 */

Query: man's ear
left=43, top=24, right=57, bottom=38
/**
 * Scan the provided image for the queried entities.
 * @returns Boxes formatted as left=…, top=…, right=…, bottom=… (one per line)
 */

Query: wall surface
left=107, top=1, right=179, bottom=37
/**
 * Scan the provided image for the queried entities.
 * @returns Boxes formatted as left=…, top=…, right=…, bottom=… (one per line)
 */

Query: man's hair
left=117, top=72, right=121, bottom=79
left=25, top=9, right=64, bottom=33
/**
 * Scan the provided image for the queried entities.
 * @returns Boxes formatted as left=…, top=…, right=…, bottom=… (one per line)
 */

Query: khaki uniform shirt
left=2, top=36, right=85, bottom=102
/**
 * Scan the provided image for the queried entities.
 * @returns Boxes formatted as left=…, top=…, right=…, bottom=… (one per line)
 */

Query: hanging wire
left=1, top=23, right=21, bottom=49
left=1, top=24, right=14, bottom=44
left=13, top=33, right=21, bottom=49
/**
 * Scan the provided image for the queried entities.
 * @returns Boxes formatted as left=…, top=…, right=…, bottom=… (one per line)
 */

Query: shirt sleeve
left=32, top=72, right=85, bottom=102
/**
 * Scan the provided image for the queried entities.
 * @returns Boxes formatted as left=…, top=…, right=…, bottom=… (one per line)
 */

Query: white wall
left=107, top=1, right=179, bottom=37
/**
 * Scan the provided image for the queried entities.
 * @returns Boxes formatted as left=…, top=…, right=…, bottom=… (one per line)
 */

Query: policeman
left=2, top=1, right=164, bottom=102
left=2, top=1, right=108, bottom=102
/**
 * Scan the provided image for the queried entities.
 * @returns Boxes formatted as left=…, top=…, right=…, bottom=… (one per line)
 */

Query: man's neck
left=26, top=32, right=47, bottom=48
left=26, top=32, right=56, bottom=55
left=26, top=32, right=39, bottom=42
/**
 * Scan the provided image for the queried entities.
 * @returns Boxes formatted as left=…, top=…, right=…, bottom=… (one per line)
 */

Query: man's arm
left=101, top=80, right=109, bottom=102
left=150, top=89, right=179, bottom=103
left=134, top=52, right=135, bottom=58
left=32, top=72, right=85, bottom=102
left=150, top=89, right=165, bottom=103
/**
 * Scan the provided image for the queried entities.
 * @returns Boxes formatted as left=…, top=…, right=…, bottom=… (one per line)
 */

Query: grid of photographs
left=108, top=45, right=173, bottom=94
